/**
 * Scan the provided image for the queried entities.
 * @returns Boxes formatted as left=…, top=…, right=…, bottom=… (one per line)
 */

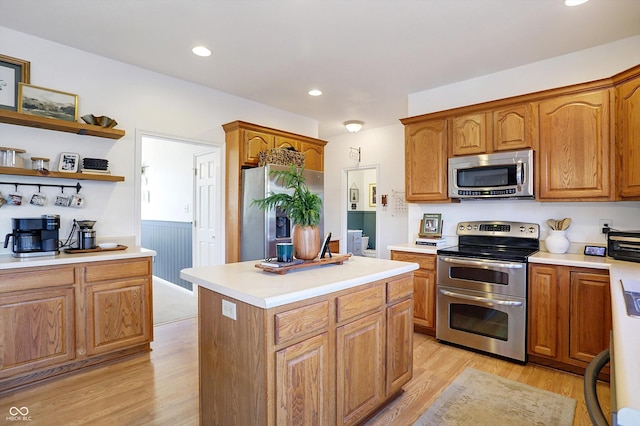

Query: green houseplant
left=252, top=165, right=323, bottom=260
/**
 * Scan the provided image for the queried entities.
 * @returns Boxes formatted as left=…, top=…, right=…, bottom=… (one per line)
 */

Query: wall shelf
left=0, top=109, right=125, bottom=140
left=0, top=167, right=124, bottom=182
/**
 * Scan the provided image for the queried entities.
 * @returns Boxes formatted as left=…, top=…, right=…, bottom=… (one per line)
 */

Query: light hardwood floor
left=0, top=317, right=609, bottom=425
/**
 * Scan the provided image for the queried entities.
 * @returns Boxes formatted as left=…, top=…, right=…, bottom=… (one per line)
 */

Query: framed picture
left=419, top=213, right=442, bottom=237
left=0, top=54, right=30, bottom=111
left=369, top=183, right=376, bottom=207
left=350, top=188, right=359, bottom=202
left=18, top=83, right=78, bottom=122
left=58, top=152, right=80, bottom=173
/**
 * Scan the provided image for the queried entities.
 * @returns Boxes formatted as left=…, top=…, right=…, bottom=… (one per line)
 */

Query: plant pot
left=545, top=230, right=570, bottom=254
left=293, top=224, right=320, bottom=260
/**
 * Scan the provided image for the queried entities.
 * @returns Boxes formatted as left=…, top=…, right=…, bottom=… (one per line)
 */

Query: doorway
left=139, top=134, right=223, bottom=291
left=344, top=166, right=378, bottom=258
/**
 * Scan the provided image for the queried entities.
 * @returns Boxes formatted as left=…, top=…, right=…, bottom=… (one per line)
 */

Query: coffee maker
left=4, top=215, right=61, bottom=257
left=76, top=220, right=97, bottom=250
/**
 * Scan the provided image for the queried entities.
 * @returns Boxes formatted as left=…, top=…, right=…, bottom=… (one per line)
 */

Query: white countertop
left=180, top=256, right=419, bottom=309
left=387, top=242, right=455, bottom=255
left=0, top=246, right=155, bottom=270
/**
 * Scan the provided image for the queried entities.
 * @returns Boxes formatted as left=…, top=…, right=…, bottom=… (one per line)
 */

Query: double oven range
left=436, top=221, right=539, bottom=363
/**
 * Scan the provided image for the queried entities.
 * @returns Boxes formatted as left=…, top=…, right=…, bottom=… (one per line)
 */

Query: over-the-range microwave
left=448, top=149, right=534, bottom=199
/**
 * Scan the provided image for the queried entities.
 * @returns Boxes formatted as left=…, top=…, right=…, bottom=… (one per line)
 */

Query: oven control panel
left=456, top=221, right=539, bottom=238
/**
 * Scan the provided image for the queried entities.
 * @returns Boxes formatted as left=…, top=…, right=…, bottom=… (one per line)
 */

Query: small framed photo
left=369, top=184, right=376, bottom=207
left=0, top=54, right=30, bottom=111
left=584, top=245, right=606, bottom=257
left=419, top=213, right=442, bottom=237
left=350, top=188, right=359, bottom=202
left=18, top=83, right=78, bottom=122
left=58, top=152, right=80, bottom=173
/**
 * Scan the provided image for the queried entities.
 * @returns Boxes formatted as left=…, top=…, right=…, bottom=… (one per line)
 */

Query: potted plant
left=251, top=165, right=323, bottom=260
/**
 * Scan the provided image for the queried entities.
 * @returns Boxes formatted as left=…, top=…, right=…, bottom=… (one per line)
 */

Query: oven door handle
left=439, top=256, right=524, bottom=269
left=438, top=288, right=524, bottom=306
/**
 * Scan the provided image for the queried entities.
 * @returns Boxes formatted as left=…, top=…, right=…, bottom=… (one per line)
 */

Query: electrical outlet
left=222, top=299, right=236, bottom=320
left=599, top=219, right=613, bottom=234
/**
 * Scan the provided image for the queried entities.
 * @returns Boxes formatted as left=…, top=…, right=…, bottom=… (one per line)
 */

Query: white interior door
left=194, top=150, right=222, bottom=267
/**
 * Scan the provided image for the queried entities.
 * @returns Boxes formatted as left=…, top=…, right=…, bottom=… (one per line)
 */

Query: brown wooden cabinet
left=614, top=69, right=640, bottom=199
left=528, top=263, right=611, bottom=378
left=451, top=112, right=490, bottom=156
left=0, top=257, right=153, bottom=393
left=535, top=89, right=614, bottom=201
left=199, top=272, right=414, bottom=425
left=222, top=120, right=327, bottom=263
left=402, top=119, right=449, bottom=202
left=390, top=250, right=437, bottom=335
left=492, top=103, right=533, bottom=152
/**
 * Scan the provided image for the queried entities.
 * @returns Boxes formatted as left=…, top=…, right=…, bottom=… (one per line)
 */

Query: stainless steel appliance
left=608, top=230, right=640, bottom=263
left=4, top=215, right=60, bottom=257
left=76, top=219, right=97, bottom=250
left=448, top=149, right=534, bottom=199
left=436, top=221, right=539, bottom=362
left=240, top=165, right=323, bottom=261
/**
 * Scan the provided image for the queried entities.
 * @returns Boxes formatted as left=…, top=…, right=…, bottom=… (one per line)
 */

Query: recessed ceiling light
left=564, top=0, right=589, bottom=6
left=308, top=89, right=322, bottom=96
left=192, top=46, right=212, bottom=57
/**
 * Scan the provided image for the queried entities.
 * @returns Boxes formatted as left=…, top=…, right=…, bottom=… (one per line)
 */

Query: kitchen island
left=181, top=256, right=418, bottom=426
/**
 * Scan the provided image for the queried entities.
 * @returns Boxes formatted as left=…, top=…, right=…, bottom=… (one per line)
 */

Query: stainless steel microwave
left=448, top=149, right=534, bottom=199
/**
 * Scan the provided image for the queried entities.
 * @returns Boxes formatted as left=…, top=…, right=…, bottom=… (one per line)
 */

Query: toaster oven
left=608, top=231, right=640, bottom=263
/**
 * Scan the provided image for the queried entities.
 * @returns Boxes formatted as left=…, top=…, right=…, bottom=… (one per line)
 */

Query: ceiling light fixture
left=308, top=89, right=322, bottom=96
left=564, top=0, right=589, bottom=6
left=344, top=120, right=364, bottom=133
left=192, top=46, right=212, bottom=57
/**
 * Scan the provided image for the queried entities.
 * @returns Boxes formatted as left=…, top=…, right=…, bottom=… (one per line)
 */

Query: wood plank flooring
left=0, top=317, right=609, bottom=425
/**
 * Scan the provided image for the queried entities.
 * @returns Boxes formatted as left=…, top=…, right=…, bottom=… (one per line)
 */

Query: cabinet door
left=568, top=270, right=611, bottom=365
left=243, top=130, right=274, bottom=166
left=85, top=277, right=152, bottom=356
left=413, top=270, right=436, bottom=333
left=0, top=286, right=75, bottom=377
left=300, top=141, right=324, bottom=171
left=537, top=89, right=613, bottom=200
left=337, top=311, right=384, bottom=426
left=493, top=104, right=532, bottom=152
left=274, top=135, right=301, bottom=151
left=451, top=112, right=490, bottom=156
left=528, top=264, right=560, bottom=359
left=386, top=298, right=413, bottom=396
left=616, top=75, right=640, bottom=199
left=276, top=332, right=330, bottom=425
left=404, top=119, right=448, bottom=201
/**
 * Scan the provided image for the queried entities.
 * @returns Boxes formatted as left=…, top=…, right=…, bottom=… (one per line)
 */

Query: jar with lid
left=0, top=147, right=26, bottom=168
left=31, top=157, right=50, bottom=171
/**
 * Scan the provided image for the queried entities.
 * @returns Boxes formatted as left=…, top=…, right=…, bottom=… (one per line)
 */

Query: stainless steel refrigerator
left=240, top=165, right=324, bottom=261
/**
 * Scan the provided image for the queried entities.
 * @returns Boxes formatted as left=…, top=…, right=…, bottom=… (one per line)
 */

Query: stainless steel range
left=436, top=221, right=539, bottom=362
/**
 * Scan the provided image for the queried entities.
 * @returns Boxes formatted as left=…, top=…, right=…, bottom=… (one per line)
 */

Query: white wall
left=404, top=35, right=640, bottom=250
left=0, top=26, right=318, bottom=255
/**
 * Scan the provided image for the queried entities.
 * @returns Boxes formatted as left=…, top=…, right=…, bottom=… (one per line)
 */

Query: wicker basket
left=258, top=148, right=305, bottom=167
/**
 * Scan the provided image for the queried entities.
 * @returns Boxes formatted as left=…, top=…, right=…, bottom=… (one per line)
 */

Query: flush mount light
left=564, top=0, right=589, bottom=6
left=344, top=120, right=365, bottom=133
left=192, top=46, right=212, bottom=57
left=308, top=89, right=323, bottom=96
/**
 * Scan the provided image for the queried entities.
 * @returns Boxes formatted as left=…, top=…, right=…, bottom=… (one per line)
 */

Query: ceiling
left=1, top=0, right=640, bottom=138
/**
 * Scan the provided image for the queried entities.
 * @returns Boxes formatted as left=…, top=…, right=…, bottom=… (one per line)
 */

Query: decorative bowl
left=81, top=114, right=118, bottom=128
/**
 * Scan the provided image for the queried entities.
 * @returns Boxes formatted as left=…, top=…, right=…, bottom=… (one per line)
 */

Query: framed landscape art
left=18, top=83, right=78, bottom=122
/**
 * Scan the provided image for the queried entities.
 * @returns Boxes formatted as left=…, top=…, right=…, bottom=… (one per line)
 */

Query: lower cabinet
left=199, top=273, right=414, bottom=426
left=390, top=250, right=437, bottom=335
left=528, top=264, right=611, bottom=377
left=0, top=257, right=154, bottom=393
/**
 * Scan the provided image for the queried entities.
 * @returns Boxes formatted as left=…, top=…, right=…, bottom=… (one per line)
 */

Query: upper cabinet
left=535, top=89, right=614, bottom=201
left=451, top=112, right=490, bottom=156
left=614, top=69, right=640, bottom=200
left=492, top=104, right=532, bottom=152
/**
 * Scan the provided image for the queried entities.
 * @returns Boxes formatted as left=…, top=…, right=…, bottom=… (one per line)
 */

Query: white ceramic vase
left=545, top=230, right=570, bottom=254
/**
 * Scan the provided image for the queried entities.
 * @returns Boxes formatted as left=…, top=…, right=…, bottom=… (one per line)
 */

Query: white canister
left=545, top=230, right=570, bottom=254
left=0, top=147, right=26, bottom=168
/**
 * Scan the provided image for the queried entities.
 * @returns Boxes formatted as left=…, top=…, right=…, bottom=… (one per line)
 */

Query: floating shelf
left=0, top=167, right=124, bottom=182
left=0, top=109, right=125, bottom=140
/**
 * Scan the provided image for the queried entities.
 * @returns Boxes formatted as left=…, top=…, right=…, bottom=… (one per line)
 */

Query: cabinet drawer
left=275, top=301, right=329, bottom=345
left=0, top=266, right=75, bottom=292
left=336, top=284, right=384, bottom=323
left=84, top=258, right=151, bottom=283
left=387, top=275, right=414, bottom=304
left=391, top=252, right=435, bottom=270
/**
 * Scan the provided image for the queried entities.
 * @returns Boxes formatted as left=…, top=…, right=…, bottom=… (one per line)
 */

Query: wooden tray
left=64, top=244, right=128, bottom=254
left=255, top=253, right=352, bottom=274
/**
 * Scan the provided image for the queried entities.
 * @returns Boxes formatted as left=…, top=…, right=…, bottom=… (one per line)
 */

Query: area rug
left=153, top=277, right=198, bottom=326
left=412, top=368, right=576, bottom=426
